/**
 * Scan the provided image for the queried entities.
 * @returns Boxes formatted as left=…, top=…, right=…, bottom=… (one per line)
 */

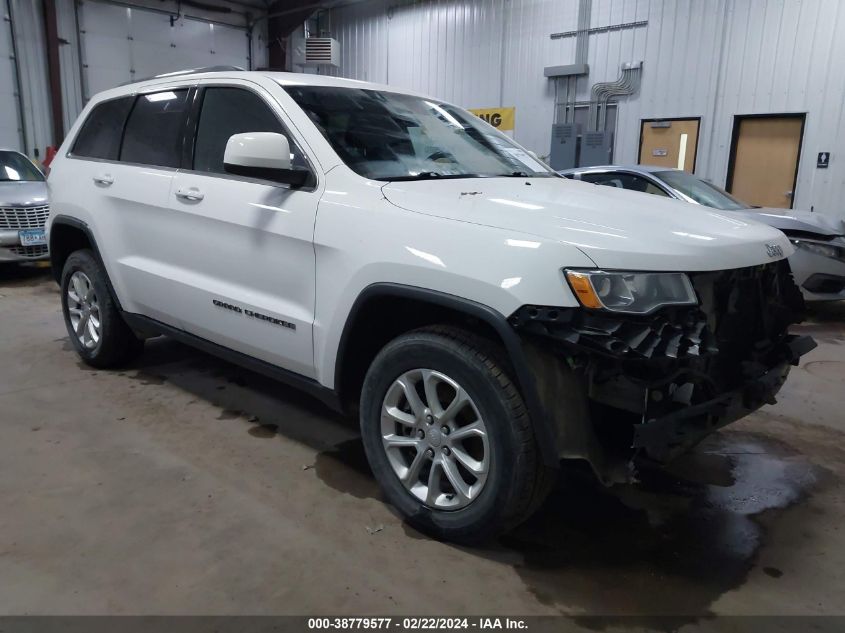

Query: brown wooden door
left=727, top=115, right=804, bottom=209
left=638, top=118, right=700, bottom=172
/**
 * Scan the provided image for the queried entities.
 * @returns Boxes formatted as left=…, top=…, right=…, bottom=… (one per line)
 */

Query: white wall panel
left=326, top=0, right=845, bottom=222
left=56, top=0, right=85, bottom=134
left=6, top=0, right=263, bottom=150
left=79, top=2, right=134, bottom=95
left=212, top=21, right=251, bottom=69
left=8, top=0, right=52, bottom=155
left=78, top=0, right=250, bottom=99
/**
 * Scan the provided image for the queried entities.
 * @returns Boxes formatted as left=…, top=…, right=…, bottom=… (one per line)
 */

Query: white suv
left=47, top=69, right=815, bottom=541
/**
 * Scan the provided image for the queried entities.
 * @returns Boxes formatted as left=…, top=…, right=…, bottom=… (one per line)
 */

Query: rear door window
left=120, top=89, right=190, bottom=168
left=71, top=97, right=134, bottom=160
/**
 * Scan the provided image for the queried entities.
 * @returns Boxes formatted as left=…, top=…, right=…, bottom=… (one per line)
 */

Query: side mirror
left=223, top=132, right=310, bottom=187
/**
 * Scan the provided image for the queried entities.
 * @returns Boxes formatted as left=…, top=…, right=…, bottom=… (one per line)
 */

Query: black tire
left=360, top=325, right=553, bottom=543
left=60, top=249, right=144, bottom=368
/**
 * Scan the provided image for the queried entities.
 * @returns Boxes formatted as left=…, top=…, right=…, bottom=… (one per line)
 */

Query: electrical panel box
left=580, top=131, right=613, bottom=167
left=549, top=123, right=578, bottom=170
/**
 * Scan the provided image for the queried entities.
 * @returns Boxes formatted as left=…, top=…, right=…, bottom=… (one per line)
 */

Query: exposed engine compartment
left=510, top=260, right=816, bottom=481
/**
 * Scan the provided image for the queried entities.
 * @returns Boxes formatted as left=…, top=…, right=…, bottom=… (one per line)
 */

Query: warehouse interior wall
left=4, top=0, right=52, bottom=157
left=4, top=0, right=843, bottom=222
left=322, top=0, right=845, bottom=222
left=1, top=0, right=268, bottom=157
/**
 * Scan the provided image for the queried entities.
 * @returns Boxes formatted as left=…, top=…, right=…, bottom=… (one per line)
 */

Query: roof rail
left=120, top=66, right=246, bottom=86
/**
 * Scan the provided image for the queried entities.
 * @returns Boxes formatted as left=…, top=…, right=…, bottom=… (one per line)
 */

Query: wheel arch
left=49, top=216, right=93, bottom=282
left=334, top=283, right=559, bottom=467
left=49, top=215, right=122, bottom=310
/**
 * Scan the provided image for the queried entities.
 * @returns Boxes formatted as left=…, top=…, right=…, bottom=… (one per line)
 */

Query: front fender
left=313, top=173, right=597, bottom=388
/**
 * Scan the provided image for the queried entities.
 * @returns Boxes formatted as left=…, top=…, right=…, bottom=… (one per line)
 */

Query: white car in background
left=46, top=70, right=815, bottom=541
left=0, top=149, right=50, bottom=263
left=560, top=165, right=845, bottom=301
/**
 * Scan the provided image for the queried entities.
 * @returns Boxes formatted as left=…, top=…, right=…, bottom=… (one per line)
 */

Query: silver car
left=0, top=149, right=50, bottom=263
left=561, top=165, right=845, bottom=301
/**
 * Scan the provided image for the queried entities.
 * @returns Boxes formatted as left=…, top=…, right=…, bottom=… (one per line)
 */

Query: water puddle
left=494, top=432, right=826, bottom=621
left=313, top=430, right=827, bottom=622
left=803, top=360, right=845, bottom=384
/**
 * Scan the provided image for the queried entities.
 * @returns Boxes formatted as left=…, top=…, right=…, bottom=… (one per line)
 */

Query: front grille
left=690, top=260, right=804, bottom=360
left=7, top=244, right=49, bottom=258
left=0, top=205, right=50, bottom=230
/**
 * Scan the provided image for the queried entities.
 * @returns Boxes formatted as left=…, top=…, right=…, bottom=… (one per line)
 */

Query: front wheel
left=360, top=326, right=552, bottom=542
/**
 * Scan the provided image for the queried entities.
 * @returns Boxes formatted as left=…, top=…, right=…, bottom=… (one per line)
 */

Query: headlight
left=792, top=239, right=843, bottom=261
left=565, top=270, right=698, bottom=314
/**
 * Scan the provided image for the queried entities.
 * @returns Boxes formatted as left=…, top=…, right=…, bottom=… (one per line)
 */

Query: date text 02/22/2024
left=307, top=618, right=528, bottom=630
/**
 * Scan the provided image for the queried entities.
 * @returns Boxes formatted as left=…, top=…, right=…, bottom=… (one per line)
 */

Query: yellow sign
left=468, top=107, right=515, bottom=132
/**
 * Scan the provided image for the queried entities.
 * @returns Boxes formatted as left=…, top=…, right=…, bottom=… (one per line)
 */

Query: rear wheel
left=360, top=326, right=552, bottom=542
left=61, top=249, right=143, bottom=367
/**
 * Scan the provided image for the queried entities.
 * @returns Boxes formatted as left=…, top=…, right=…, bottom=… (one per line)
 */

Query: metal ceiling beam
left=42, top=0, right=64, bottom=145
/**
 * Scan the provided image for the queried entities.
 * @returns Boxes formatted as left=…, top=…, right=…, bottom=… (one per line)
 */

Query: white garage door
left=0, top=7, right=23, bottom=151
left=78, top=0, right=249, bottom=99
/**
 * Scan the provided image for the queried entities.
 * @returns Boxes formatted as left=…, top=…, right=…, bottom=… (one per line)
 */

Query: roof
left=112, top=69, right=426, bottom=99
left=558, top=164, right=679, bottom=176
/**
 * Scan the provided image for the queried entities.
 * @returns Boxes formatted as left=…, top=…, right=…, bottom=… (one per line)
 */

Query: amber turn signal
left=565, top=271, right=603, bottom=309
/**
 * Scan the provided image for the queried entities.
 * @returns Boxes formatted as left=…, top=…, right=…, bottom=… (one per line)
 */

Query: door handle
left=93, top=173, right=113, bottom=186
left=785, top=191, right=794, bottom=197
left=175, top=187, right=204, bottom=202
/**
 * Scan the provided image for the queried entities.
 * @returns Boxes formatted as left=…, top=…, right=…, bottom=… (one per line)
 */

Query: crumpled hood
left=0, top=181, right=48, bottom=207
left=737, top=207, right=845, bottom=238
left=382, top=177, right=793, bottom=271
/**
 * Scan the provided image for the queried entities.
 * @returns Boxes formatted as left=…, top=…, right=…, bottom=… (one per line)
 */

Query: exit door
left=638, top=118, right=700, bottom=172
left=726, top=114, right=804, bottom=209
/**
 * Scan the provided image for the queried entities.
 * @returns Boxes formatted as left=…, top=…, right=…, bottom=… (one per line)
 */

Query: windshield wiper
left=382, top=172, right=482, bottom=182
left=499, top=171, right=554, bottom=178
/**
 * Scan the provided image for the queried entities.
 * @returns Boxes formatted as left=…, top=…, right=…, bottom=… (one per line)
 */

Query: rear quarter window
left=71, top=97, right=134, bottom=160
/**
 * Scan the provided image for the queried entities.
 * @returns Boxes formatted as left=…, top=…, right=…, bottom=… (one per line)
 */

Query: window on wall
left=120, top=89, right=190, bottom=168
left=71, top=97, right=134, bottom=160
left=193, top=87, right=310, bottom=176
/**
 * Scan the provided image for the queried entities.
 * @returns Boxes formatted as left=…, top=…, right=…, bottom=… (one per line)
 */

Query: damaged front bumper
left=630, top=334, right=814, bottom=463
left=510, top=260, right=817, bottom=483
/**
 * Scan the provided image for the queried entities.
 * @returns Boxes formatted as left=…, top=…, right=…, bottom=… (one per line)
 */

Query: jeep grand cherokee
left=47, top=70, right=815, bottom=542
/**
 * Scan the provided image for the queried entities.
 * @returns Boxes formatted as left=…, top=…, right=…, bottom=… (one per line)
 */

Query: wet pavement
left=1, top=265, right=844, bottom=621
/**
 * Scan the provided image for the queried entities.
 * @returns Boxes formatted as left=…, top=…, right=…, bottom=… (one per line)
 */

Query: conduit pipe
left=588, top=62, right=641, bottom=131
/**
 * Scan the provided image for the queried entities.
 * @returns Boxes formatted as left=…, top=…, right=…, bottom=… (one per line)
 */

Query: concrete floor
left=1, top=264, right=844, bottom=621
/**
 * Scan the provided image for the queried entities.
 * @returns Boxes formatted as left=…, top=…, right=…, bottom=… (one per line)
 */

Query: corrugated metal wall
left=324, top=0, right=845, bottom=221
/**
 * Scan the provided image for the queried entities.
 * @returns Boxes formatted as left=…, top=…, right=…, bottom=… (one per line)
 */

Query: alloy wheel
left=380, top=369, right=489, bottom=510
left=67, top=271, right=101, bottom=350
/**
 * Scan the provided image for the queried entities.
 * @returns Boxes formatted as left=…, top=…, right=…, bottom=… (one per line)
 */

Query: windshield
left=655, top=169, right=749, bottom=210
left=283, top=85, right=554, bottom=181
left=0, top=151, right=44, bottom=182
